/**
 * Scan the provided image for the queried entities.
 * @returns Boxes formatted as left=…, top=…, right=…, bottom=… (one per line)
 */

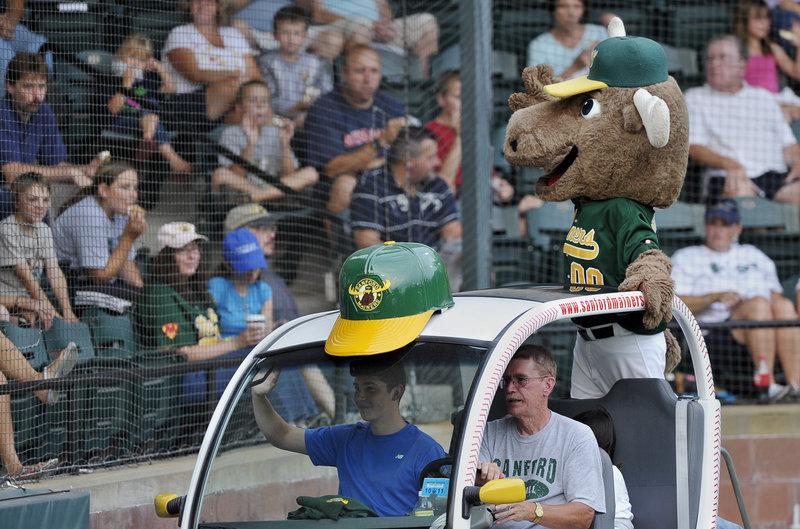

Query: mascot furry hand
left=504, top=19, right=689, bottom=398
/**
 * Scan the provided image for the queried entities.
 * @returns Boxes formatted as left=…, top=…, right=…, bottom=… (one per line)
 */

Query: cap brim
left=325, top=310, right=434, bottom=356
left=544, top=76, right=608, bottom=98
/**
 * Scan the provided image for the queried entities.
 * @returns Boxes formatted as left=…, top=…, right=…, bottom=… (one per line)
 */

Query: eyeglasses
left=499, top=374, right=549, bottom=389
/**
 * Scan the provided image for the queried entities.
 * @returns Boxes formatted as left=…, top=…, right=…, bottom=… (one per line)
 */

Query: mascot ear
left=633, top=88, right=671, bottom=148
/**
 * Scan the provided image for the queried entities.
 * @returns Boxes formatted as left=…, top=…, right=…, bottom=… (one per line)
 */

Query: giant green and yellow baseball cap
left=325, top=241, right=454, bottom=356
left=544, top=35, right=668, bottom=98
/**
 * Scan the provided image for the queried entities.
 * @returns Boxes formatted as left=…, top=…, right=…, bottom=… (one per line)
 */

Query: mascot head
left=504, top=18, right=689, bottom=208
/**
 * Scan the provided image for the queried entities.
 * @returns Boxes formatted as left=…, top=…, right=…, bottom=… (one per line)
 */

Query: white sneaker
left=767, top=383, right=791, bottom=402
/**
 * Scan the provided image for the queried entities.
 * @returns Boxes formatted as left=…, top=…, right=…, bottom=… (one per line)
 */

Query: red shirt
left=425, top=120, right=461, bottom=188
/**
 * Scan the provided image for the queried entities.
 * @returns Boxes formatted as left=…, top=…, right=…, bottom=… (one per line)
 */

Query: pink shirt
left=745, top=54, right=780, bottom=93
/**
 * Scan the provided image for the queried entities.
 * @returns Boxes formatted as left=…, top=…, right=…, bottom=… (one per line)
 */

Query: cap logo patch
left=590, top=48, right=598, bottom=68
left=348, top=277, right=391, bottom=311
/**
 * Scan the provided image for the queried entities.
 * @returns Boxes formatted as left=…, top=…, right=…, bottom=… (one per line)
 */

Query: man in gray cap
left=224, top=203, right=298, bottom=326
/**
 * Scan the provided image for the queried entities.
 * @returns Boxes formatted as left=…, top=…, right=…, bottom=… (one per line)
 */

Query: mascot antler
left=508, top=64, right=557, bottom=111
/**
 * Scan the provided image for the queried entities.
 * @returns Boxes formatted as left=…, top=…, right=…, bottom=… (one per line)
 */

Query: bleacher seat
left=81, top=308, right=137, bottom=358
left=74, top=356, right=137, bottom=461
left=134, top=349, right=185, bottom=452
left=28, top=0, right=108, bottom=55
left=1, top=321, right=48, bottom=369
left=734, top=196, right=800, bottom=281
left=44, top=318, right=95, bottom=363
left=665, top=3, right=735, bottom=52
left=491, top=205, right=533, bottom=286
left=654, top=200, right=705, bottom=255
left=526, top=201, right=575, bottom=283
left=782, top=274, right=799, bottom=305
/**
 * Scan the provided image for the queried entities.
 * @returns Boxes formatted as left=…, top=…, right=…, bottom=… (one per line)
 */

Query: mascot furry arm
left=504, top=19, right=688, bottom=375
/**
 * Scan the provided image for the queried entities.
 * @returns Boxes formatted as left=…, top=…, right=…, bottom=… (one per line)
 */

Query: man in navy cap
left=671, top=199, right=800, bottom=402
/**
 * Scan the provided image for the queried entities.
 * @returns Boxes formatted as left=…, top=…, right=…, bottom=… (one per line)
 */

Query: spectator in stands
left=53, top=161, right=145, bottom=316
left=258, top=5, right=332, bottom=128
left=223, top=204, right=336, bottom=421
left=527, top=0, right=608, bottom=80
left=211, top=80, right=318, bottom=204
left=425, top=69, right=515, bottom=200
left=223, top=204, right=297, bottom=326
left=135, top=222, right=267, bottom=405
left=0, top=173, right=78, bottom=330
left=0, top=52, right=103, bottom=218
left=297, top=0, right=439, bottom=78
left=305, top=44, right=406, bottom=213
left=211, top=228, right=274, bottom=336
left=228, top=0, right=345, bottom=61
left=0, top=0, right=51, bottom=98
left=733, top=0, right=800, bottom=122
left=350, top=127, right=463, bottom=290
left=204, top=228, right=277, bottom=398
left=0, top=339, right=76, bottom=478
left=766, top=0, right=800, bottom=50
left=162, top=0, right=262, bottom=131
left=108, top=32, right=193, bottom=180
left=671, top=199, right=800, bottom=402
left=686, top=35, right=800, bottom=208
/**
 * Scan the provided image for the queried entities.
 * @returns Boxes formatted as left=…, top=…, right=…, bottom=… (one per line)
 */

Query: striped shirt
left=350, top=167, right=459, bottom=249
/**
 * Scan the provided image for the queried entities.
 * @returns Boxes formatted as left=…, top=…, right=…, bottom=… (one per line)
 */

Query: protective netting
left=0, top=0, right=798, bottom=481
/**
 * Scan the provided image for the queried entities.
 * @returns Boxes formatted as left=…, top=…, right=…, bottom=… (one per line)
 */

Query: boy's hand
left=251, top=369, right=280, bottom=397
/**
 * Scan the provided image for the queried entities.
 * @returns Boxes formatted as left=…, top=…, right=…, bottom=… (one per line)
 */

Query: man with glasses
left=476, top=345, right=605, bottom=529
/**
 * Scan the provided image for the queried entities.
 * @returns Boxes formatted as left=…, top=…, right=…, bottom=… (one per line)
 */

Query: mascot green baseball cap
left=325, top=241, right=454, bottom=356
left=544, top=36, right=668, bottom=98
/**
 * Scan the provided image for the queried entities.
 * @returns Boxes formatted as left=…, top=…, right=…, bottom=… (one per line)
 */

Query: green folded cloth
left=288, top=495, right=379, bottom=520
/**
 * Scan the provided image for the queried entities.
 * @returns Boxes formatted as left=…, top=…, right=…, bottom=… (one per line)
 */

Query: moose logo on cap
left=348, top=277, right=391, bottom=312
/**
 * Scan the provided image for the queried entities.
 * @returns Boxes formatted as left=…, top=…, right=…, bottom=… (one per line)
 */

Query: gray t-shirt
left=0, top=216, right=57, bottom=297
left=258, top=50, right=332, bottom=117
left=479, top=413, right=606, bottom=529
left=53, top=195, right=136, bottom=270
left=218, top=124, right=298, bottom=185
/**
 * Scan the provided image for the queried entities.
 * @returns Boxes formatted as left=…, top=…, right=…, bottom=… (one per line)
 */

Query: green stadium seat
left=665, top=3, right=734, bottom=51
left=0, top=322, right=48, bottom=369
left=9, top=394, right=44, bottom=466
left=526, top=201, right=575, bottom=284
left=654, top=201, right=705, bottom=255
left=132, top=349, right=186, bottom=452
left=735, top=197, right=800, bottom=281
left=81, top=308, right=137, bottom=358
left=28, top=0, right=104, bottom=54
left=782, top=274, right=799, bottom=305
left=44, top=318, right=95, bottom=363
left=74, top=357, right=137, bottom=461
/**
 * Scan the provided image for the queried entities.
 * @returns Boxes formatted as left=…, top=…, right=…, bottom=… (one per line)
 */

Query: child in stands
left=108, top=32, right=192, bottom=179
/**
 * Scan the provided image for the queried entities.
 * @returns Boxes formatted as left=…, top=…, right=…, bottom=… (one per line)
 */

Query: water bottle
left=754, top=354, right=770, bottom=403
